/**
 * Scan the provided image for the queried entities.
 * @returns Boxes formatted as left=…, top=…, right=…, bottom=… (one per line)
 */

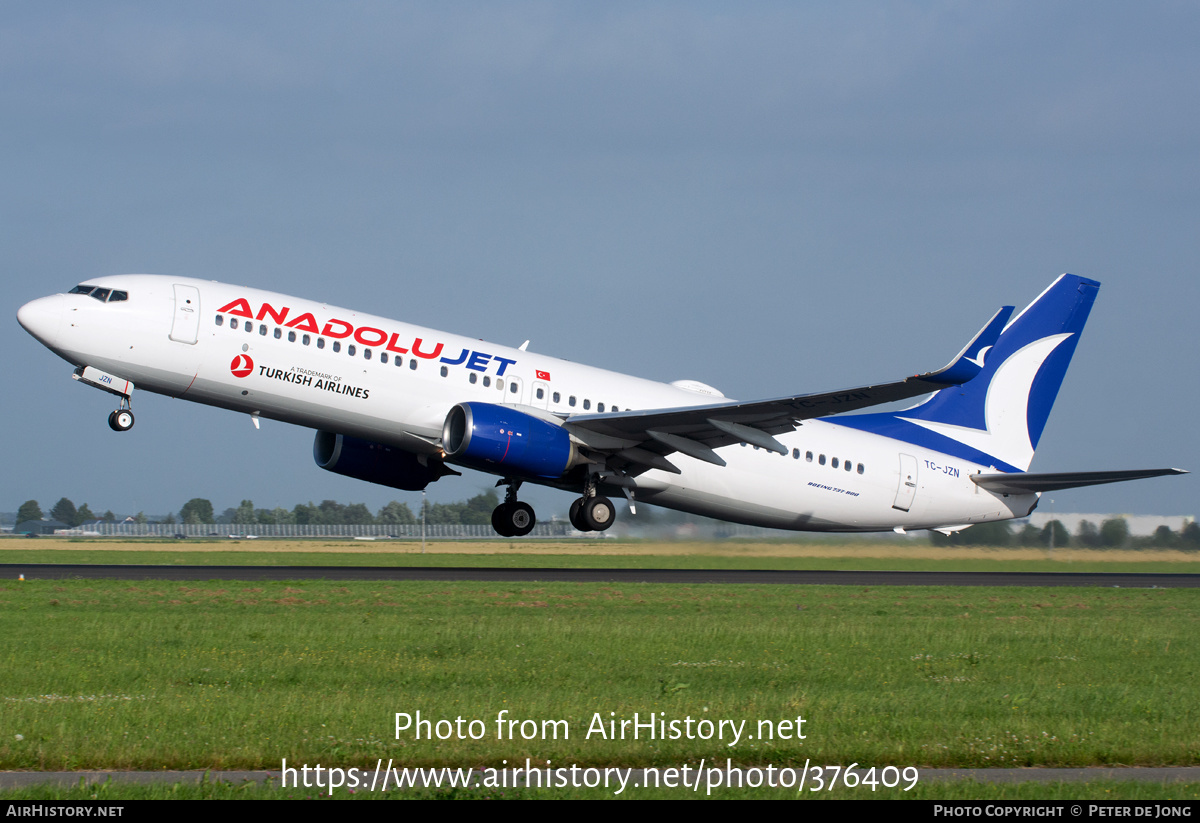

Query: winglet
left=920, top=305, right=1014, bottom=386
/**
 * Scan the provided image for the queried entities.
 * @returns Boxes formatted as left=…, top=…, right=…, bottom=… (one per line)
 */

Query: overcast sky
left=3, top=2, right=1197, bottom=521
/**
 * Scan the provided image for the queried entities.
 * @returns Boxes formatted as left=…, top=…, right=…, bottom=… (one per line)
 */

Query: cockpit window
left=69, top=285, right=128, bottom=303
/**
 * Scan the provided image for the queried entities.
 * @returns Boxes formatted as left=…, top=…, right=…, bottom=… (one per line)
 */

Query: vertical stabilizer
left=830, top=274, right=1100, bottom=471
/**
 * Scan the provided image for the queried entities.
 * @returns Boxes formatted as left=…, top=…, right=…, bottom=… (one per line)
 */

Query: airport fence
left=78, top=522, right=577, bottom=539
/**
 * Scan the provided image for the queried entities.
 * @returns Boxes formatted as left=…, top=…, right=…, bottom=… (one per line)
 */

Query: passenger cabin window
left=845, top=460, right=852, bottom=472
left=483, top=376, right=490, bottom=387
left=806, top=451, right=813, bottom=462
left=215, top=315, right=224, bottom=326
left=553, top=392, right=561, bottom=403
left=440, top=365, right=448, bottom=377
left=230, top=318, right=239, bottom=330
left=857, top=463, right=865, bottom=475
left=469, top=373, right=477, bottom=384
left=273, top=328, right=282, bottom=339
left=259, top=325, right=267, bottom=336
left=302, top=334, right=310, bottom=346
left=569, top=396, right=576, bottom=407
left=245, top=322, right=254, bottom=333
left=831, top=458, right=839, bottom=469
left=598, top=403, right=605, bottom=412
left=819, top=454, right=826, bottom=465
left=583, top=399, right=591, bottom=410
left=510, top=382, right=518, bottom=394
left=317, top=337, right=325, bottom=349
left=409, top=359, right=417, bottom=370
left=536, top=387, right=544, bottom=399
left=332, top=341, right=341, bottom=353
left=380, top=352, right=388, bottom=363
left=347, top=344, right=356, bottom=357
left=364, top=349, right=372, bottom=361
left=288, top=331, right=296, bottom=343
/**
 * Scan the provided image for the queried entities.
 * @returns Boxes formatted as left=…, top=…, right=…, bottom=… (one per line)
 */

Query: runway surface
left=3, top=563, right=1199, bottom=587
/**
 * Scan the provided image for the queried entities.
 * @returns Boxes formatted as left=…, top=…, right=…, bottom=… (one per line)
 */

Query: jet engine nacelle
left=441, top=402, right=581, bottom=479
left=313, top=431, right=457, bottom=491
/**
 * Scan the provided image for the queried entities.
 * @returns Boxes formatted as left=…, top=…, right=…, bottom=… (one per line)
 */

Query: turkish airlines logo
left=230, top=354, right=254, bottom=378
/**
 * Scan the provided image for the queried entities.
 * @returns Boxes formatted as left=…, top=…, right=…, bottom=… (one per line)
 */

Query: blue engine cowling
left=441, top=402, right=578, bottom=479
left=313, top=431, right=458, bottom=491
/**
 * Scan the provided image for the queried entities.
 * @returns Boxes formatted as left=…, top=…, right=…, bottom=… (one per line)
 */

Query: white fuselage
left=17, top=275, right=1036, bottom=531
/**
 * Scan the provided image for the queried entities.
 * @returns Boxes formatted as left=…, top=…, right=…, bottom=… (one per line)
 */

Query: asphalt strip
left=4, top=564, right=1200, bottom=587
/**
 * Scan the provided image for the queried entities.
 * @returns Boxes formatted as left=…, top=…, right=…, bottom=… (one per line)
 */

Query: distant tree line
left=930, top=517, right=1200, bottom=549
left=15, top=491, right=502, bottom=528
left=16, top=498, right=117, bottom=527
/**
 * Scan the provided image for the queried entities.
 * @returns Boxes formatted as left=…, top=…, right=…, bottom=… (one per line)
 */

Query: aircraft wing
left=971, top=468, right=1188, bottom=495
left=563, top=306, right=1013, bottom=474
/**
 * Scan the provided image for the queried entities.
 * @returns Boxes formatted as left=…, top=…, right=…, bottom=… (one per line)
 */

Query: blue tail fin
left=830, top=274, right=1100, bottom=471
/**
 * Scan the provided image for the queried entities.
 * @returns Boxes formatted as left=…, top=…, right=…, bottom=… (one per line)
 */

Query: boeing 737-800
left=16, top=274, right=1183, bottom=536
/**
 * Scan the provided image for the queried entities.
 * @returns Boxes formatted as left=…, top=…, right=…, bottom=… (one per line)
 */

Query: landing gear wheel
left=508, top=502, right=536, bottom=537
left=491, top=503, right=516, bottom=537
left=491, top=502, right=536, bottom=537
left=569, top=498, right=589, bottom=531
left=583, top=496, right=615, bottom=532
left=108, top=409, right=134, bottom=432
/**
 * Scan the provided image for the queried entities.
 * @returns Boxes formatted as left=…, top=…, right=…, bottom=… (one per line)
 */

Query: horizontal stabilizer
left=971, top=468, right=1188, bottom=495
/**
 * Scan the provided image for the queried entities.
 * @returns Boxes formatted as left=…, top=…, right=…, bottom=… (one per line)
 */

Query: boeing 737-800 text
left=16, top=274, right=1183, bottom=536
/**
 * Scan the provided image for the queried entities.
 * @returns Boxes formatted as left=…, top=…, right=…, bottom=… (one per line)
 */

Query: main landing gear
left=568, top=471, right=615, bottom=533
left=568, top=495, right=615, bottom=532
left=489, top=474, right=619, bottom=537
left=491, top=479, right=536, bottom=537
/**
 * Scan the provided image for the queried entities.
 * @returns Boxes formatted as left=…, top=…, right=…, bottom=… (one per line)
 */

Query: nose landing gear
left=72, top=366, right=136, bottom=432
left=107, top=408, right=135, bottom=432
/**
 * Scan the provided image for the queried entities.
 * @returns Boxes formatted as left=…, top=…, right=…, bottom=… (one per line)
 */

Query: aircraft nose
left=17, top=295, right=64, bottom=348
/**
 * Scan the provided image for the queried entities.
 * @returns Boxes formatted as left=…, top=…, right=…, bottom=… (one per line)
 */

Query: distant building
left=14, top=519, right=70, bottom=535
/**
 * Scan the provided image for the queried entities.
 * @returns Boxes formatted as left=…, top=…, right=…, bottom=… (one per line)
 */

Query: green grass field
left=1, top=577, right=1196, bottom=773
left=1, top=539, right=1195, bottom=799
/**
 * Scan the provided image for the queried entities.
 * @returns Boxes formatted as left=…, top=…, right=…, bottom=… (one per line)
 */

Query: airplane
left=16, top=273, right=1184, bottom=537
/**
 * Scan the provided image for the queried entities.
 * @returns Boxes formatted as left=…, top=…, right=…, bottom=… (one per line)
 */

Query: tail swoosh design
left=828, top=275, right=1099, bottom=472
left=899, top=334, right=1071, bottom=472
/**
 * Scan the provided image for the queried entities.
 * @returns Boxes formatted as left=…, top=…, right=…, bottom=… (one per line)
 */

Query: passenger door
left=169, top=284, right=202, bottom=344
left=892, top=453, right=918, bottom=511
